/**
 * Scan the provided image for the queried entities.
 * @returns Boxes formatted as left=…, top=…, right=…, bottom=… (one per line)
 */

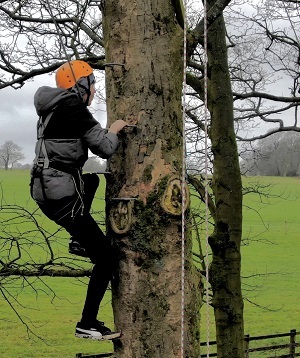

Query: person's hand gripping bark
left=108, top=120, right=130, bottom=134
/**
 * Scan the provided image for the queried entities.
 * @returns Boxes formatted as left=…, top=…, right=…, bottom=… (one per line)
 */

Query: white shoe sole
left=75, top=332, right=121, bottom=340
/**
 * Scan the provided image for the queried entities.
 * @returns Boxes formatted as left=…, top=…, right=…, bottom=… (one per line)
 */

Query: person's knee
left=91, top=173, right=100, bottom=186
left=84, top=173, right=99, bottom=187
left=88, top=242, right=113, bottom=266
left=89, top=253, right=113, bottom=270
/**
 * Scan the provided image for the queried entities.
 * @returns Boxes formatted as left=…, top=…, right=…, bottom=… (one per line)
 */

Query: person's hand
left=108, top=120, right=129, bottom=134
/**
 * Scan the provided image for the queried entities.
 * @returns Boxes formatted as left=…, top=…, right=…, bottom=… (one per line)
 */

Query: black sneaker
left=69, top=238, right=88, bottom=257
left=75, top=320, right=121, bottom=340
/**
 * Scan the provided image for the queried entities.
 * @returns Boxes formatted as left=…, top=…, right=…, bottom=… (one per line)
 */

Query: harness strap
left=33, top=110, right=54, bottom=168
left=41, top=140, right=50, bottom=168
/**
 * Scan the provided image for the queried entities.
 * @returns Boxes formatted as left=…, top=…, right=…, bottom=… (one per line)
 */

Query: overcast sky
left=0, top=1, right=298, bottom=165
left=0, top=74, right=107, bottom=164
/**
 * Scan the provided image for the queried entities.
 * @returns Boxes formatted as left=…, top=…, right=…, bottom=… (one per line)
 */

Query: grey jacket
left=31, top=86, right=118, bottom=204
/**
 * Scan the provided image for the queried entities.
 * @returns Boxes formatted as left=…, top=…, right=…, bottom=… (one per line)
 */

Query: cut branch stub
left=109, top=199, right=135, bottom=234
left=160, top=175, right=189, bottom=215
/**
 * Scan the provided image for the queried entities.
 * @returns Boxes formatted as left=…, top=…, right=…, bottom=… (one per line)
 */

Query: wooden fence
left=75, top=329, right=300, bottom=357
left=200, top=329, right=300, bottom=357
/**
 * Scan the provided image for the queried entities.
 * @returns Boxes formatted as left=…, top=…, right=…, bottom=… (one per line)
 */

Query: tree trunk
left=102, top=1, right=201, bottom=357
left=207, top=8, right=245, bottom=358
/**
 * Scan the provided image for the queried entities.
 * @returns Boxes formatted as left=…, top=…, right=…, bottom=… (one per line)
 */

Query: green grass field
left=0, top=170, right=112, bottom=357
left=1, top=170, right=300, bottom=357
left=242, top=177, right=300, bottom=334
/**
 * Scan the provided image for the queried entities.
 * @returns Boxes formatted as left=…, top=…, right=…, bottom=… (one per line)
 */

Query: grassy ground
left=1, top=170, right=300, bottom=356
left=0, top=170, right=112, bottom=357
left=242, top=177, right=300, bottom=335
left=0, top=279, right=113, bottom=358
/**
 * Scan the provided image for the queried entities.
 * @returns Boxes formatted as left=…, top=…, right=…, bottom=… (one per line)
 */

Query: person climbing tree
left=30, top=59, right=129, bottom=340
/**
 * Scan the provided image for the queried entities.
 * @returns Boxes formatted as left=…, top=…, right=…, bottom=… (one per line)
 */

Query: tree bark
left=206, top=7, right=245, bottom=358
left=102, top=1, right=200, bottom=357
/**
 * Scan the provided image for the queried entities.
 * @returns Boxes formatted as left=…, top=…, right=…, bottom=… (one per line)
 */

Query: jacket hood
left=34, top=86, right=75, bottom=116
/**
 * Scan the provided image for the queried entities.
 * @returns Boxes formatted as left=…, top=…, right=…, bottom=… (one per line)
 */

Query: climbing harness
left=31, top=106, right=85, bottom=218
left=33, top=110, right=54, bottom=169
left=30, top=110, right=54, bottom=201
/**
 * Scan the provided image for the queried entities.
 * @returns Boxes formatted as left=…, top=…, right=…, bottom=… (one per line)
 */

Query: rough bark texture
left=207, top=8, right=245, bottom=358
left=102, top=1, right=200, bottom=357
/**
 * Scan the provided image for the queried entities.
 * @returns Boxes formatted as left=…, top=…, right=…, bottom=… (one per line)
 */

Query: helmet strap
left=84, top=75, right=91, bottom=105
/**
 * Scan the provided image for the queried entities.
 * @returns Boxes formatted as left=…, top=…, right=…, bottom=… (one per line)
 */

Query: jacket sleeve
left=82, top=123, right=119, bottom=159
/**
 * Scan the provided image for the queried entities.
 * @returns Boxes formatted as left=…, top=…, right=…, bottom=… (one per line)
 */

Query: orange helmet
left=55, top=60, right=93, bottom=89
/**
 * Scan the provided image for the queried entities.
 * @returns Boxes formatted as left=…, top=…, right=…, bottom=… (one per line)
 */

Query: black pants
left=38, top=173, right=112, bottom=324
